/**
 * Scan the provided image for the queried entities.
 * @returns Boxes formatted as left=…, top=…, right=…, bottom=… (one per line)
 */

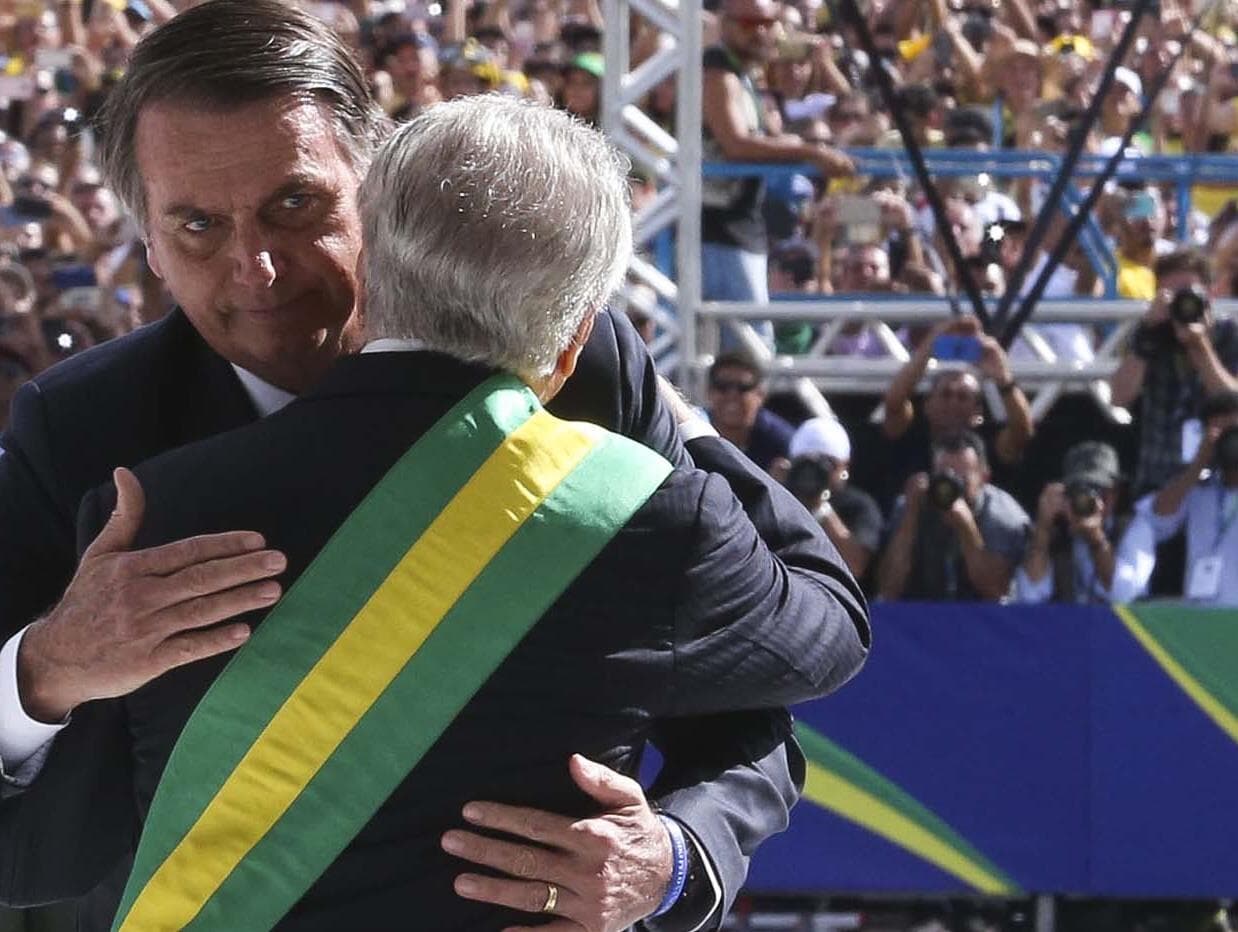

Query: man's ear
left=555, top=312, right=596, bottom=383
left=144, top=239, right=164, bottom=281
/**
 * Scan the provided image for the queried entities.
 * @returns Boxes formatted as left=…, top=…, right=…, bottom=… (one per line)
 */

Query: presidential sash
left=112, top=375, right=673, bottom=932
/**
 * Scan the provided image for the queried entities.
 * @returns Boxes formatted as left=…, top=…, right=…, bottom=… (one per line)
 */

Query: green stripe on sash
left=113, top=375, right=672, bottom=931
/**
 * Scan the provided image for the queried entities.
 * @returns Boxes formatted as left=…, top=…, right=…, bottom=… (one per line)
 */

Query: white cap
left=1113, top=66, right=1143, bottom=99
left=789, top=416, right=851, bottom=462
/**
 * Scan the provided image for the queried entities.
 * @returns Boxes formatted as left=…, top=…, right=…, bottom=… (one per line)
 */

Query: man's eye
left=281, top=193, right=311, bottom=210
left=183, top=217, right=211, bottom=234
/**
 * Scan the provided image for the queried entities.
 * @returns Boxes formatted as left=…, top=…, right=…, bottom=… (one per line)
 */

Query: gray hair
left=359, top=95, right=632, bottom=377
left=96, top=0, right=390, bottom=229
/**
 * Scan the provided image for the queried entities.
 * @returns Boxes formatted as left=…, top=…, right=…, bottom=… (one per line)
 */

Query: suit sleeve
left=669, top=437, right=870, bottom=715
left=0, top=382, right=78, bottom=639
left=547, top=306, right=690, bottom=468
left=0, top=487, right=136, bottom=908
left=641, top=438, right=868, bottom=930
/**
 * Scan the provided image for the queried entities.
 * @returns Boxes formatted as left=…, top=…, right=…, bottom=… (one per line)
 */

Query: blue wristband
left=650, top=814, right=689, bottom=918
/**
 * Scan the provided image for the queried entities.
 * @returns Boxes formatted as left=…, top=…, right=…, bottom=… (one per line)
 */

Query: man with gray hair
left=17, top=95, right=867, bottom=930
left=0, top=3, right=856, bottom=930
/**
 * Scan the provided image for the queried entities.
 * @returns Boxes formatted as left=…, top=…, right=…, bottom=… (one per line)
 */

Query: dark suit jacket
left=62, top=351, right=867, bottom=930
left=0, top=309, right=860, bottom=929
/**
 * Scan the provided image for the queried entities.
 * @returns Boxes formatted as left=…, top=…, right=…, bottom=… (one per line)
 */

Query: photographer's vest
left=111, top=376, right=672, bottom=932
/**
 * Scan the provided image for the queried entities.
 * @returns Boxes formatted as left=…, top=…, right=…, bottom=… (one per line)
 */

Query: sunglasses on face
left=710, top=378, right=760, bottom=395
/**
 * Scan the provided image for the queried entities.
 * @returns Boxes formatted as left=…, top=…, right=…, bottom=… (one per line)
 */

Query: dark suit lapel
left=156, top=309, right=259, bottom=448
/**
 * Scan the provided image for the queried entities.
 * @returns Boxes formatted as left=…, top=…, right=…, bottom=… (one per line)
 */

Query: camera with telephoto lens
left=1133, top=285, right=1211, bottom=358
left=928, top=471, right=965, bottom=510
left=786, top=455, right=834, bottom=505
left=1065, top=479, right=1102, bottom=519
left=1216, top=426, right=1238, bottom=473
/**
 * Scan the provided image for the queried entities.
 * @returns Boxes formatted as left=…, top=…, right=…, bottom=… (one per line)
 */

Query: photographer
left=880, top=315, right=1034, bottom=502
left=877, top=430, right=1030, bottom=602
left=1110, top=248, right=1238, bottom=495
left=1015, top=442, right=1152, bottom=604
left=784, top=416, right=884, bottom=582
left=1143, top=390, right=1238, bottom=606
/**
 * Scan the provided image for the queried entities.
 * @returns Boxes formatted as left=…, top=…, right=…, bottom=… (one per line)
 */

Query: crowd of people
left=717, top=242, right=1238, bottom=605
left=0, top=0, right=1237, bottom=617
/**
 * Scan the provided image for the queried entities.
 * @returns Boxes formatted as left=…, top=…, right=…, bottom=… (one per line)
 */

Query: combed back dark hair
left=709, top=350, right=766, bottom=384
left=96, top=0, right=390, bottom=227
left=932, top=429, right=989, bottom=471
left=1201, top=390, right=1238, bottom=423
left=1154, top=246, right=1212, bottom=286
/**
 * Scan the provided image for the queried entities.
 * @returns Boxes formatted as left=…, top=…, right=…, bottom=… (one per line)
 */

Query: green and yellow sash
left=112, top=375, right=672, bottom=932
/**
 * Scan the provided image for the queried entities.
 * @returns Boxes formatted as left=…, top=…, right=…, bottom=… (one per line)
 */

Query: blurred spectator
left=882, top=316, right=1034, bottom=487
left=1115, top=187, right=1171, bottom=301
left=705, top=350, right=794, bottom=473
left=1143, top=390, right=1238, bottom=606
left=878, top=430, right=1031, bottom=602
left=0, top=342, right=32, bottom=431
left=1015, top=441, right=1152, bottom=604
left=1111, top=248, right=1238, bottom=494
left=701, top=0, right=852, bottom=347
left=785, top=415, right=884, bottom=582
left=877, top=83, right=945, bottom=148
left=1101, top=67, right=1145, bottom=152
left=561, top=51, right=601, bottom=125
left=378, top=32, right=441, bottom=118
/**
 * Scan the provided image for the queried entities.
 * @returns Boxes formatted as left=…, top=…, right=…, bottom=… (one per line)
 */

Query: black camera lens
left=1065, top=480, right=1101, bottom=518
left=929, top=471, right=964, bottom=510
left=1216, top=426, right=1238, bottom=473
left=786, top=456, right=832, bottom=504
left=1169, top=285, right=1209, bottom=326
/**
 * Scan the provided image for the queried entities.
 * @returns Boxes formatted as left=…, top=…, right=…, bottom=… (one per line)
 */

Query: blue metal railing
left=688, top=150, right=1238, bottom=299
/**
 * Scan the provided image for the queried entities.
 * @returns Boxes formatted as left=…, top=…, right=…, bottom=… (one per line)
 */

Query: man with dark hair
left=1141, top=390, right=1238, bottom=605
left=879, top=315, right=1034, bottom=505
left=0, top=3, right=828, bottom=930
left=878, top=429, right=1030, bottom=601
left=705, top=351, right=794, bottom=472
left=1111, top=247, right=1238, bottom=494
left=878, top=83, right=944, bottom=149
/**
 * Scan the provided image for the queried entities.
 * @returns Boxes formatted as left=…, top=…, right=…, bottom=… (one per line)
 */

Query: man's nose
left=231, top=226, right=278, bottom=289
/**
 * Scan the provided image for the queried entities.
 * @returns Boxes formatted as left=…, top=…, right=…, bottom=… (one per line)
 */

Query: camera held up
left=1133, top=285, right=1210, bottom=358
left=928, top=471, right=965, bottom=510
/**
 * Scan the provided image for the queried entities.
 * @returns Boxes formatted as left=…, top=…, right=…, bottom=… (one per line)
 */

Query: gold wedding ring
left=541, top=882, right=559, bottom=913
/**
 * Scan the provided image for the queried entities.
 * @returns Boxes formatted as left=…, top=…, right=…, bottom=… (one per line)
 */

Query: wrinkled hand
left=17, top=468, right=285, bottom=722
left=445, top=755, right=672, bottom=932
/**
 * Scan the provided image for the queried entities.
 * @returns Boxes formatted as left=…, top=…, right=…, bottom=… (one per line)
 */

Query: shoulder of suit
left=30, top=310, right=191, bottom=404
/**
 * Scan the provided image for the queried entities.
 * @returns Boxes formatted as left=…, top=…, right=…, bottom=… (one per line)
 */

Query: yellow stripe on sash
left=120, top=410, right=599, bottom=931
